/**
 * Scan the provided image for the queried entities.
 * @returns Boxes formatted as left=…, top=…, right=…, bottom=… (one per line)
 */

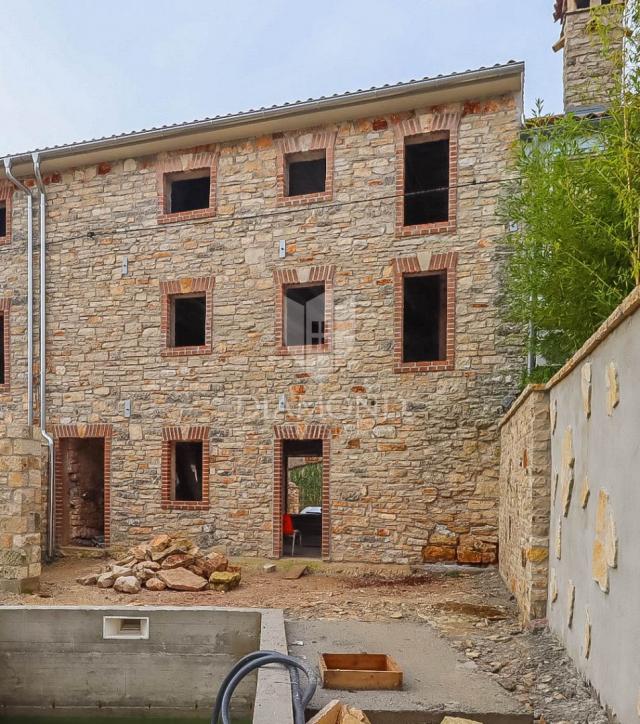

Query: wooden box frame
left=319, top=653, right=403, bottom=691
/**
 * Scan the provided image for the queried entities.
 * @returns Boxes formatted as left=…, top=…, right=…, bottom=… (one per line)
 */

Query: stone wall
left=546, top=287, right=640, bottom=724
left=0, top=91, right=523, bottom=564
left=562, top=1, right=624, bottom=111
left=0, top=425, right=43, bottom=592
left=498, top=386, right=551, bottom=623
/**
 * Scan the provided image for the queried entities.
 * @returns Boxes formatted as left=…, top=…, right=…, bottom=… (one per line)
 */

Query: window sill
left=162, top=344, right=212, bottom=357
left=396, top=219, right=457, bottom=238
left=161, top=500, right=210, bottom=511
left=277, top=190, right=333, bottom=207
left=0, top=235, right=9, bottom=246
left=394, top=359, right=455, bottom=373
left=277, top=344, right=331, bottom=356
left=157, top=208, right=216, bottom=225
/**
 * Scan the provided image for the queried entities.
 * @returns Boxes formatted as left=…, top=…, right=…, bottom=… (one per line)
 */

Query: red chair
left=283, top=514, right=302, bottom=556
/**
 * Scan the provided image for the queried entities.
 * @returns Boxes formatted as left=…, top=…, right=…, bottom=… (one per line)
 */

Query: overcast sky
left=1, top=1, right=563, bottom=157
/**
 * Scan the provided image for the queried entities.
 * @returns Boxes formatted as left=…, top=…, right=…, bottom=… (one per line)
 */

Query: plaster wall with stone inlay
left=547, top=288, right=640, bottom=724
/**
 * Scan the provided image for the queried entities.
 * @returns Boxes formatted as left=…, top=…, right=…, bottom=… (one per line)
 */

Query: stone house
left=0, top=2, right=622, bottom=580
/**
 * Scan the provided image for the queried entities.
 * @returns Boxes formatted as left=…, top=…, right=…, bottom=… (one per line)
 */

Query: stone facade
left=557, top=0, right=625, bottom=111
left=498, top=386, right=551, bottom=623
left=0, top=75, right=523, bottom=563
left=0, top=425, right=43, bottom=592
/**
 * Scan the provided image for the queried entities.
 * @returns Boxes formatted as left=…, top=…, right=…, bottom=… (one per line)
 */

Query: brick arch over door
left=53, top=424, right=113, bottom=547
left=273, top=423, right=331, bottom=559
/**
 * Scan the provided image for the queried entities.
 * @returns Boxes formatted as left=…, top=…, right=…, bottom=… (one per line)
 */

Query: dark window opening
left=169, top=174, right=210, bottom=213
left=173, top=441, right=203, bottom=501
left=286, top=153, right=326, bottom=196
left=576, top=0, right=591, bottom=7
left=0, top=203, right=6, bottom=237
left=171, top=295, right=206, bottom=348
left=404, top=137, right=450, bottom=226
left=0, top=315, right=5, bottom=385
left=285, top=285, right=325, bottom=347
left=403, top=273, right=447, bottom=363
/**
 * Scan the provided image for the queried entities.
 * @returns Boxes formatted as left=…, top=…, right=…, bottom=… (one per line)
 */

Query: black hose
left=220, top=654, right=316, bottom=724
left=211, top=651, right=281, bottom=724
left=211, top=650, right=317, bottom=724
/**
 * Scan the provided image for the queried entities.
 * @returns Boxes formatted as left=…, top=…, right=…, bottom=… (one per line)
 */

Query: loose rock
left=113, top=576, right=141, bottom=594
left=74, top=532, right=236, bottom=597
left=145, top=577, right=167, bottom=591
left=209, top=570, right=241, bottom=591
left=97, top=572, right=116, bottom=588
left=159, top=567, right=208, bottom=592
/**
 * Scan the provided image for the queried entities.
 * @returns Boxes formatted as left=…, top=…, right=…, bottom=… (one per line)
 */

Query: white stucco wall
left=548, top=291, right=640, bottom=724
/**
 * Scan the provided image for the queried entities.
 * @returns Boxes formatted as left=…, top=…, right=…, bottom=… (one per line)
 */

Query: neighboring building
left=553, top=0, right=625, bottom=111
left=0, top=2, right=623, bottom=573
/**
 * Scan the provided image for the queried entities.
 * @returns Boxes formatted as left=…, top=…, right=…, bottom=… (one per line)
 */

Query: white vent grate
left=103, top=616, right=150, bottom=640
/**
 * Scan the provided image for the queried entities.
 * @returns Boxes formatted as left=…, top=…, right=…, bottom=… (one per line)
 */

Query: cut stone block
left=593, top=488, right=618, bottom=593
left=567, top=580, right=575, bottom=628
left=580, top=476, right=590, bottom=508
left=583, top=607, right=591, bottom=659
left=581, top=362, right=592, bottom=417
left=561, top=427, right=575, bottom=517
left=550, top=568, right=558, bottom=603
left=605, top=361, right=620, bottom=416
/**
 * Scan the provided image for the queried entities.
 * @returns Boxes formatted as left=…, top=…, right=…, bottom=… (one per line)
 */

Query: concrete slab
left=286, top=620, right=531, bottom=724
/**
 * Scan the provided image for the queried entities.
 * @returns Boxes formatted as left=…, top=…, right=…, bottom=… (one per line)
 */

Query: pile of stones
left=77, top=533, right=241, bottom=594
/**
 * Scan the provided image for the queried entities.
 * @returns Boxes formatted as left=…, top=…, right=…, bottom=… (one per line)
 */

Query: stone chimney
left=553, top=0, right=626, bottom=112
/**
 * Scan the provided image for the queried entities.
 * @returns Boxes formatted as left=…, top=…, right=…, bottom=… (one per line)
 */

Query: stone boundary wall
left=498, top=385, right=550, bottom=623
left=0, top=425, right=43, bottom=592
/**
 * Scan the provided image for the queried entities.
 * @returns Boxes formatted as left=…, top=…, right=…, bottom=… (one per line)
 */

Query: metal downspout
left=3, top=158, right=34, bottom=426
left=32, top=154, right=56, bottom=560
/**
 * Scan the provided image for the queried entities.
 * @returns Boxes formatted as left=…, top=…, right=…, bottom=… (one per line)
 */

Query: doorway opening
left=281, top=439, right=324, bottom=558
left=58, top=437, right=106, bottom=547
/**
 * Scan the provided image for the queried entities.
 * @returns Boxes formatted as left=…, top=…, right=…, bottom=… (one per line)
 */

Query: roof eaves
left=4, top=61, right=524, bottom=165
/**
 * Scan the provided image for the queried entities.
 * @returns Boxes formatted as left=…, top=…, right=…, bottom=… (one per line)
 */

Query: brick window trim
left=0, top=183, right=13, bottom=245
left=0, top=297, right=11, bottom=392
left=393, top=251, right=458, bottom=373
left=274, top=131, right=337, bottom=207
left=274, top=265, right=335, bottom=355
left=394, top=111, right=460, bottom=238
left=273, top=423, right=331, bottom=560
left=156, top=149, right=218, bottom=225
left=53, top=423, right=113, bottom=547
left=160, top=276, right=215, bottom=357
left=161, top=425, right=210, bottom=511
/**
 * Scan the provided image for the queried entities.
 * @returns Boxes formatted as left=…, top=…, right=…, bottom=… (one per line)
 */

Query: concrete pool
left=2, top=719, right=252, bottom=723
left=0, top=606, right=292, bottom=723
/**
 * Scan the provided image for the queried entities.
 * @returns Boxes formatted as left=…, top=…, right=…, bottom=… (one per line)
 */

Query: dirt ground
left=0, top=557, right=610, bottom=724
